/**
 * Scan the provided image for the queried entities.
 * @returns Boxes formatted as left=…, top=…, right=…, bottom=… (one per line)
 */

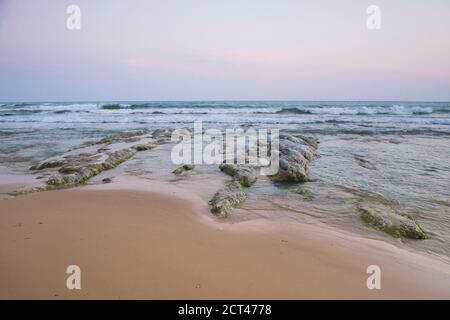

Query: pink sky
left=0, top=0, right=449, bottom=101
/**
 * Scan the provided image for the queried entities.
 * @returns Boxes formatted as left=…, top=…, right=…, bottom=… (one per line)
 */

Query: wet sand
left=1, top=182, right=450, bottom=300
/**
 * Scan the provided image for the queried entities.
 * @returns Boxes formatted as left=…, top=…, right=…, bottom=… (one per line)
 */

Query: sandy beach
left=1, top=178, right=450, bottom=300
left=1, top=0, right=450, bottom=303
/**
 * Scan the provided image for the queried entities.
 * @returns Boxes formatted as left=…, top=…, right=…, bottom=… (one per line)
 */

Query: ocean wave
left=2, top=116, right=449, bottom=127
left=273, top=105, right=434, bottom=115
left=100, top=102, right=272, bottom=110
left=101, top=104, right=122, bottom=110
left=130, top=111, right=209, bottom=115
left=0, top=103, right=97, bottom=114
left=0, top=109, right=87, bottom=116
left=0, top=110, right=44, bottom=116
left=0, top=130, right=20, bottom=137
left=2, top=102, right=450, bottom=116
left=432, top=107, right=450, bottom=114
left=99, top=103, right=276, bottom=113
left=298, top=128, right=450, bottom=136
left=54, top=110, right=72, bottom=114
left=96, top=105, right=440, bottom=116
left=275, top=108, right=312, bottom=115
left=96, top=104, right=446, bottom=116
left=3, top=102, right=37, bottom=107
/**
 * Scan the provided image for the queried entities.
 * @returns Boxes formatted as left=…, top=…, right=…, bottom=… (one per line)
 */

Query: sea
left=1, top=101, right=449, bottom=260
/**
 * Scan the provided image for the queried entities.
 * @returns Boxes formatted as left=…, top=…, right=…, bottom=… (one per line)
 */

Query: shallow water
left=242, top=135, right=450, bottom=259
left=1, top=101, right=450, bottom=259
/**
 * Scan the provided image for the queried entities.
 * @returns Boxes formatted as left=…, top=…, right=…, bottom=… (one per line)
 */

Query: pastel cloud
left=0, top=0, right=449, bottom=101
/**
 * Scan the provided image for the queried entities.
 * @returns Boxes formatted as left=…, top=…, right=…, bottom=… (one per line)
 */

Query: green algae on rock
left=46, top=149, right=136, bottom=187
left=10, top=130, right=175, bottom=196
left=209, top=181, right=248, bottom=218
left=210, top=132, right=320, bottom=217
left=357, top=201, right=428, bottom=240
left=219, top=163, right=258, bottom=187
left=173, top=164, right=195, bottom=175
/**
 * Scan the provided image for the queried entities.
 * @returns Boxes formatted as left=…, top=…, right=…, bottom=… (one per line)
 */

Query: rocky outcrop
left=210, top=132, right=320, bottom=217
left=209, top=181, right=248, bottom=218
left=133, top=143, right=155, bottom=151
left=209, top=164, right=257, bottom=217
left=46, top=149, right=136, bottom=187
left=357, top=200, right=427, bottom=239
left=67, top=128, right=173, bottom=152
left=173, top=164, right=195, bottom=175
left=219, top=163, right=258, bottom=187
left=30, top=160, right=65, bottom=171
left=12, top=129, right=173, bottom=196
left=269, top=133, right=319, bottom=182
left=151, top=128, right=173, bottom=144
left=69, top=130, right=151, bottom=151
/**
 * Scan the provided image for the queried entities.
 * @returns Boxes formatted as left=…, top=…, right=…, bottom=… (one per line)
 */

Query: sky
left=0, top=0, right=449, bottom=102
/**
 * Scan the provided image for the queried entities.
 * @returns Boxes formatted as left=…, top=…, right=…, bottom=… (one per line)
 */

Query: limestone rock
left=173, top=164, right=195, bottom=175
left=209, top=181, right=248, bottom=218
left=357, top=201, right=427, bottom=239
left=133, top=143, right=155, bottom=151
left=219, top=163, right=258, bottom=187
left=269, top=133, right=319, bottom=182
left=30, top=160, right=64, bottom=171
left=46, top=148, right=135, bottom=187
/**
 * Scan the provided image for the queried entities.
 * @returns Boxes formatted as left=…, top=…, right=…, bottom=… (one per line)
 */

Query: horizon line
left=2, top=99, right=450, bottom=104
